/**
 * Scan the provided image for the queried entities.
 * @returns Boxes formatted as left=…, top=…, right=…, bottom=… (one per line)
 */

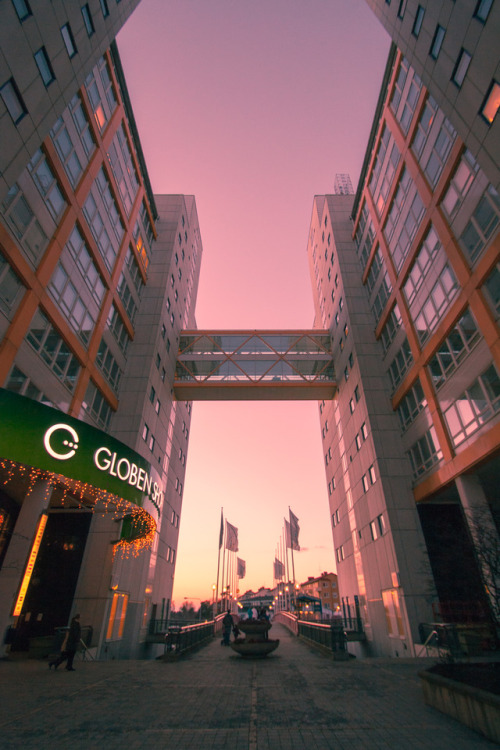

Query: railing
left=273, top=611, right=298, bottom=634
left=164, top=620, right=214, bottom=655
left=274, top=612, right=350, bottom=656
left=297, top=619, right=349, bottom=657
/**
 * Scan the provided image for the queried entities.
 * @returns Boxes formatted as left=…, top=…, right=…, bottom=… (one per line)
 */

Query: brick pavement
left=0, top=623, right=496, bottom=749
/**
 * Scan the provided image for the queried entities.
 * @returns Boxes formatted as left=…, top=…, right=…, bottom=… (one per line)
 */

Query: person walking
left=49, top=614, right=81, bottom=671
left=221, top=609, right=233, bottom=646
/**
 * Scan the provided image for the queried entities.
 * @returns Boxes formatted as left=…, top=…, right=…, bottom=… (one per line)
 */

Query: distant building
left=240, top=587, right=274, bottom=612
left=333, top=174, right=354, bottom=196
left=0, top=3, right=202, bottom=658
left=299, top=572, right=340, bottom=615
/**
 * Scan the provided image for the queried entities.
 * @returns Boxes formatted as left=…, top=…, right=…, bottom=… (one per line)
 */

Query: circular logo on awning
left=43, top=423, right=79, bottom=460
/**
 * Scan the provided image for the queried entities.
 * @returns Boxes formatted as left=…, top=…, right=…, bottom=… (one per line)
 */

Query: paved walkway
left=0, top=624, right=496, bottom=749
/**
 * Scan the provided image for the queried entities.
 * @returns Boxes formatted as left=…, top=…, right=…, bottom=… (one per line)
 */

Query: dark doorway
left=418, top=502, right=491, bottom=623
left=13, top=511, right=92, bottom=649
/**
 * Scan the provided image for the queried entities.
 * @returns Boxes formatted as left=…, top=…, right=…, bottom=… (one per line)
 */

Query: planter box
left=419, top=664, right=500, bottom=744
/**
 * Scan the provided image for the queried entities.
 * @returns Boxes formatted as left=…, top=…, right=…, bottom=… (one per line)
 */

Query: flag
left=219, top=510, right=224, bottom=549
left=289, top=509, right=300, bottom=551
left=285, top=519, right=292, bottom=548
left=225, top=521, right=238, bottom=552
left=274, top=557, right=285, bottom=579
left=237, top=558, right=246, bottom=578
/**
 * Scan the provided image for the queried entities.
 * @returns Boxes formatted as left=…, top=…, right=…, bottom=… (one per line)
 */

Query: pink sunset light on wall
left=117, top=0, right=390, bottom=604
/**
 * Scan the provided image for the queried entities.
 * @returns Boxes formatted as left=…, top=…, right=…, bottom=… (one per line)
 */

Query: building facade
left=0, top=2, right=202, bottom=658
left=299, top=572, right=340, bottom=615
left=363, top=0, right=500, bottom=192
left=310, top=28, right=499, bottom=654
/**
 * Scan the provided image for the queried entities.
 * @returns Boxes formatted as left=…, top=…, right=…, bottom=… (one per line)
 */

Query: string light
left=0, top=458, right=156, bottom=557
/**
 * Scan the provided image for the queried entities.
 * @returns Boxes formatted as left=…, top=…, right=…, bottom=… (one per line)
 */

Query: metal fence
left=297, top=619, right=348, bottom=658
left=164, top=620, right=215, bottom=654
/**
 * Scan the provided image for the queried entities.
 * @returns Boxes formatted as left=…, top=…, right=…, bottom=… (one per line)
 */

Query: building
left=240, top=587, right=274, bottom=613
left=363, top=0, right=500, bottom=192
left=310, top=14, right=499, bottom=654
left=299, top=572, right=340, bottom=615
left=0, top=2, right=202, bottom=658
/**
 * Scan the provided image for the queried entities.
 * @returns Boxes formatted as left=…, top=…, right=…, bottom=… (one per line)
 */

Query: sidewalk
left=0, top=623, right=496, bottom=749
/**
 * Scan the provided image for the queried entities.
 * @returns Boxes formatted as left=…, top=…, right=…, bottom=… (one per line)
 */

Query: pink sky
left=117, top=0, right=390, bottom=607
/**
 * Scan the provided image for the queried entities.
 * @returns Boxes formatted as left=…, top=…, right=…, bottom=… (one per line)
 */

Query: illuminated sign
left=13, top=513, right=48, bottom=616
left=0, top=389, right=163, bottom=518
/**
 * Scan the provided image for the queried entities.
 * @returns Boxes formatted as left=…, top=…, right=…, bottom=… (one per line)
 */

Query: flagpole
left=220, top=520, right=227, bottom=612
left=284, top=529, right=289, bottom=610
left=289, top=507, right=296, bottom=589
left=215, top=509, right=223, bottom=616
left=280, top=537, right=286, bottom=609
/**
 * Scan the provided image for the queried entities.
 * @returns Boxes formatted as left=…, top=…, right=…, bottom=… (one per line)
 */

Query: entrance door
left=14, top=511, right=92, bottom=649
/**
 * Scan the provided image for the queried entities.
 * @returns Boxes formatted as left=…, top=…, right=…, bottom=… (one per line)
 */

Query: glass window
left=34, top=48, right=55, bottom=87
left=50, top=117, right=83, bottom=187
left=66, top=225, right=106, bottom=304
left=444, top=364, right=500, bottom=446
left=459, top=185, right=500, bottom=264
left=48, top=262, right=95, bottom=345
left=413, top=264, right=459, bottom=345
left=407, top=427, right=443, bottom=478
left=482, top=263, right=500, bottom=319
left=474, top=0, right=494, bottom=22
left=412, top=95, right=438, bottom=158
left=1, top=185, right=48, bottom=264
left=107, top=304, right=130, bottom=354
left=12, top=0, right=32, bottom=21
left=397, top=379, right=427, bottom=431
left=362, top=474, right=369, bottom=493
left=27, top=149, right=66, bottom=221
left=380, top=304, right=403, bottom=354
left=428, top=309, right=480, bottom=390
left=70, top=94, right=94, bottom=156
left=0, top=251, right=25, bottom=313
left=481, top=80, right=500, bottom=125
left=412, top=5, right=425, bottom=36
left=441, top=150, right=479, bottom=219
left=452, top=49, right=472, bottom=88
left=99, top=0, right=109, bottom=17
left=26, top=308, right=81, bottom=391
left=430, top=25, right=445, bottom=60
left=61, top=24, right=77, bottom=58
left=388, top=337, right=413, bottom=391
left=369, top=465, right=377, bottom=484
left=105, top=592, right=128, bottom=640
left=424, top=118, right=456, bottom=188
left=81, top=4, right=94, bottom=35
left=0, top=78, right=27, bottom=124
left=82, top=381, right=113, bottom=430
left=96, top=339, right=122, bottom=391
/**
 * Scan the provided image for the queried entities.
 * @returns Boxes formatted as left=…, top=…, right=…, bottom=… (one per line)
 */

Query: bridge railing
left=298, top=619, right=349, bottom=658
left=163, top=620, right=215, bottom=655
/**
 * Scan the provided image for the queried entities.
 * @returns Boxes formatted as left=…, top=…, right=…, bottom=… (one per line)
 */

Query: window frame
left=34, top=47, right=56, bottom=87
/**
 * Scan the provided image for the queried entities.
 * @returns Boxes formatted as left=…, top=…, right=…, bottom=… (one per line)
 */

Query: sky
left=117, top=0, right=390, bottom=607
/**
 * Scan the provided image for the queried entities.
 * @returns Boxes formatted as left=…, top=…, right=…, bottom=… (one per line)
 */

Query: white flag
left=225, top=521, right=239, bottom=552
left=289, top=509, right=300, bottom=551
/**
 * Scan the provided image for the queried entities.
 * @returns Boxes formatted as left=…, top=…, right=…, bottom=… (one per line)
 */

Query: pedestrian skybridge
left=173, top=330, right=336, bottom=400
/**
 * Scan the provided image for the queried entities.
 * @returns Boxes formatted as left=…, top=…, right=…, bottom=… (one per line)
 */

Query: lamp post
left=184, top=596, right=202, bottom=622
left=212, top=584, right=216, bottom=618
